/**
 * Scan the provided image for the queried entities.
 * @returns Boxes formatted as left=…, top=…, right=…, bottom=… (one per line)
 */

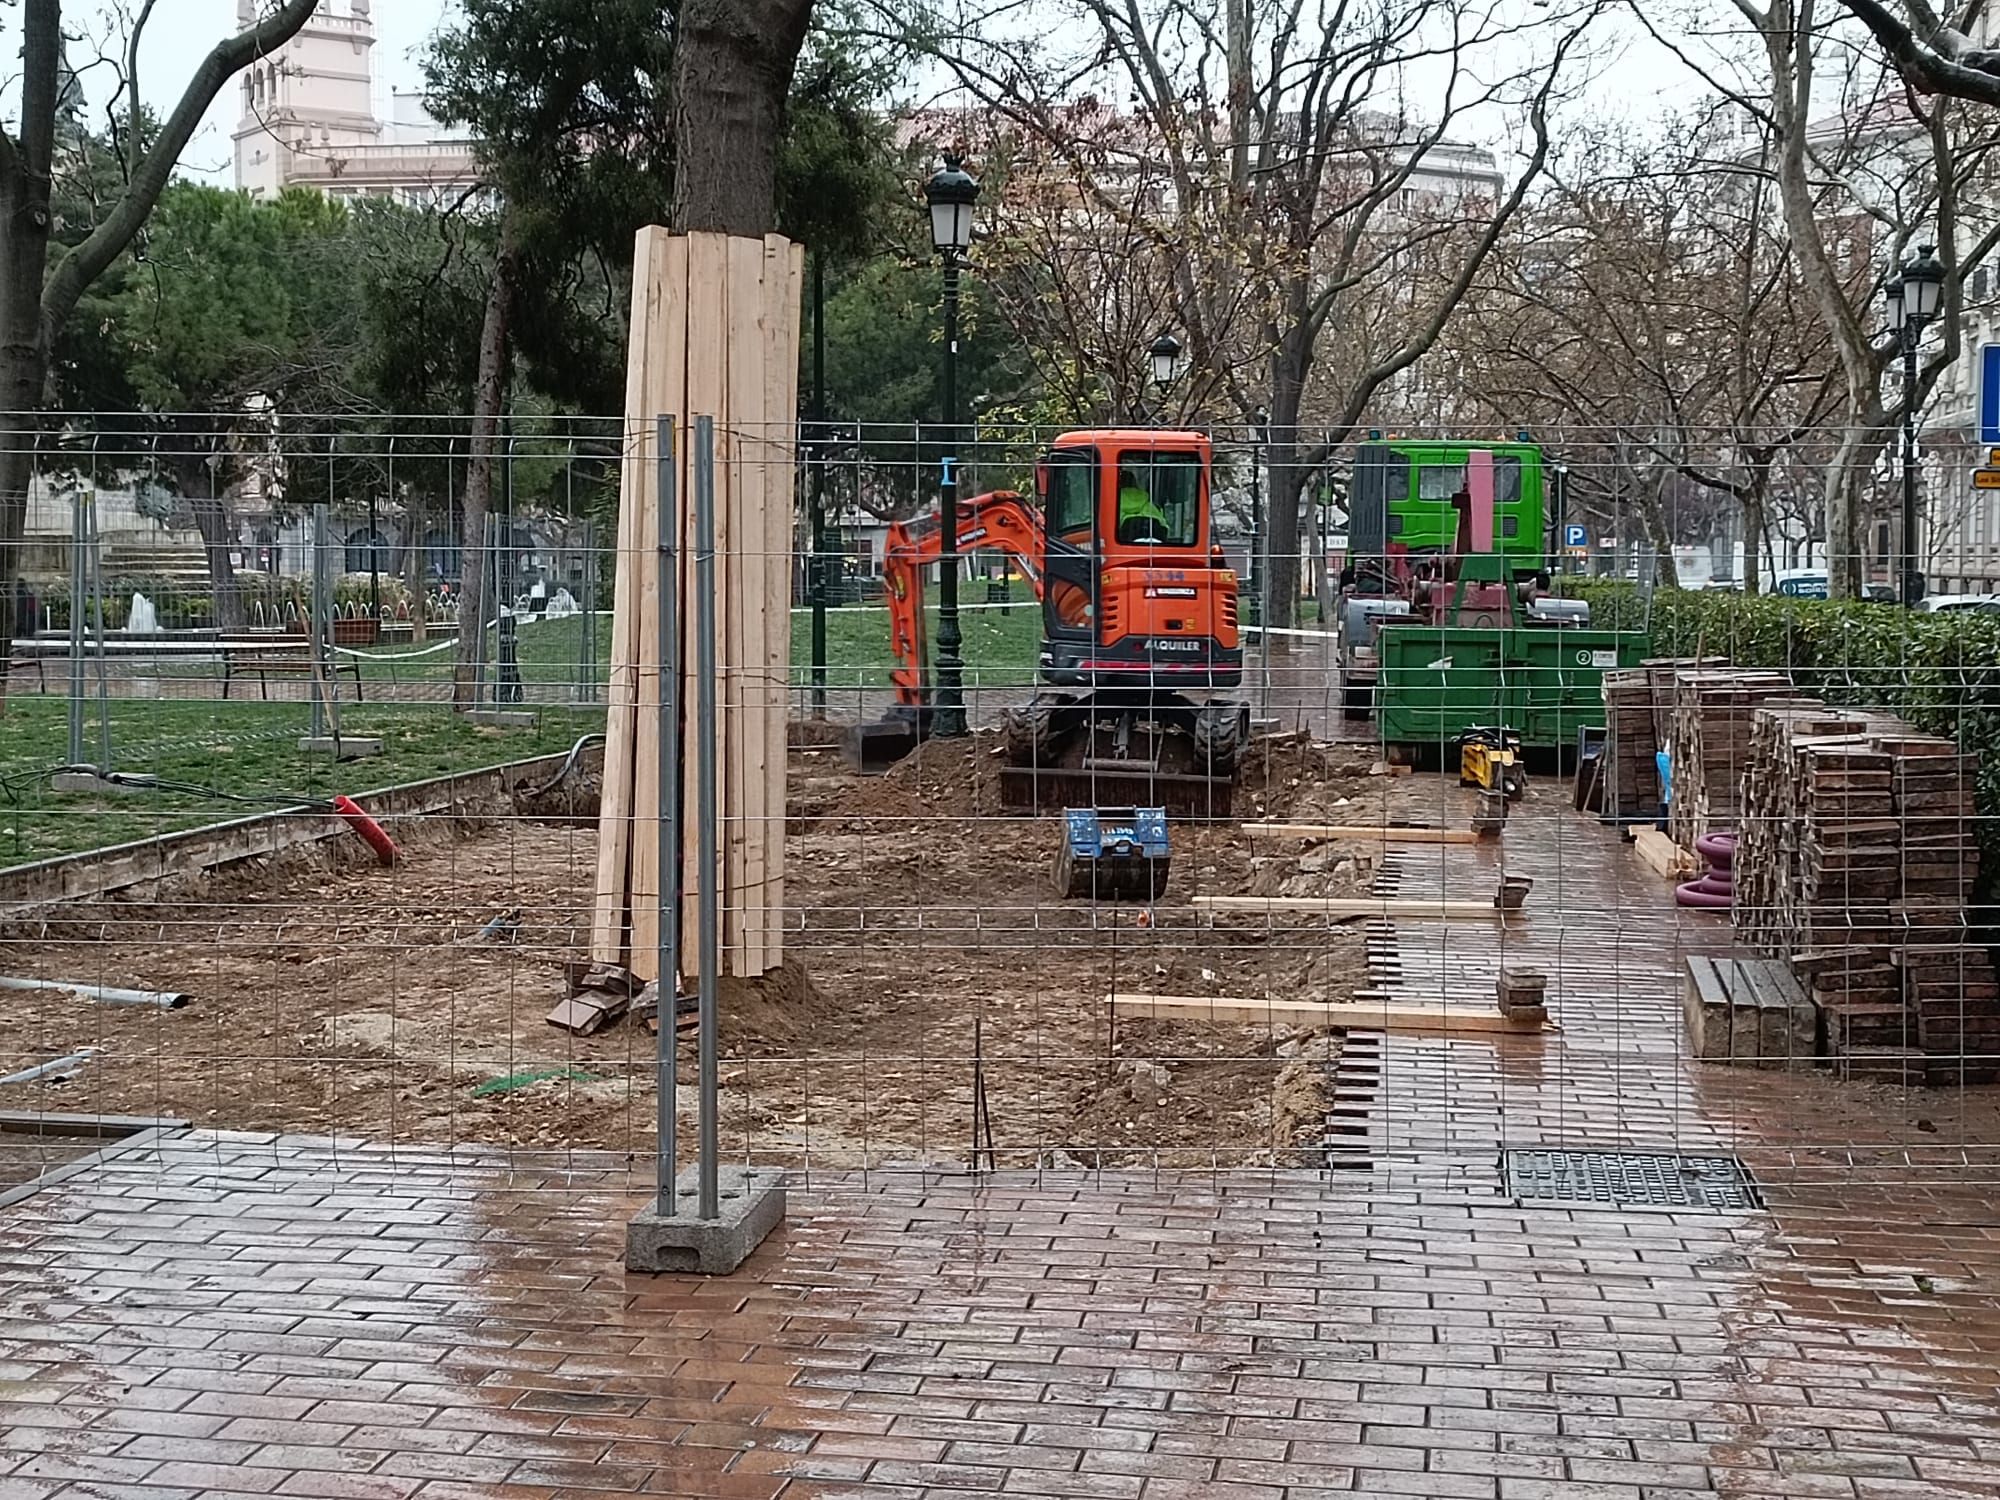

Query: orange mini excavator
left=846, top=429, right=1249, bottom=814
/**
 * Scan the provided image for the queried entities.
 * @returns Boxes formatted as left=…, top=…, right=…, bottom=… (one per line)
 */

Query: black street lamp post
left=1148, top=332, right=1182, bottom=419
left=1887, top=243, right=1946, bottom=608
left=925, top=153, right=979, bottom=738
left=1247, top=405, right=1268, bottom=622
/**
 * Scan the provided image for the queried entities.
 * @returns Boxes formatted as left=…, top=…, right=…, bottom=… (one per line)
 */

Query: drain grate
left=1503, top=1149, right=1764, bottom=1212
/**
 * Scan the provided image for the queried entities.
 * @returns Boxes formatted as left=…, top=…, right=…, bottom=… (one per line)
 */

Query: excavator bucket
left=842, top=716, right=922, bottom=774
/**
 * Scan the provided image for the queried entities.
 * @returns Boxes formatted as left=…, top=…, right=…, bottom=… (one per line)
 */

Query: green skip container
left=1375, top=624, right=1647, bottom=757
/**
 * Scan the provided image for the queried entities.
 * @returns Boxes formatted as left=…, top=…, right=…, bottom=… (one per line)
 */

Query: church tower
left=232, top=0, right=382, bottom=198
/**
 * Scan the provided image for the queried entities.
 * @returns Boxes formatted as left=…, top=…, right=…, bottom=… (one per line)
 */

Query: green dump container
left=1375, top=625, right=1646, bottom=754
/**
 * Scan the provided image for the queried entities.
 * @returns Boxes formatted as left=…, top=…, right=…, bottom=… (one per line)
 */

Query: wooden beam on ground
left=1191, top=895, right=1513, bottom=919
left=1241, top=823, right=1484, bottom=845
left=1108, top=994, right=1555, bottom=1034
left=1633, top=826, right=1698, bottom=881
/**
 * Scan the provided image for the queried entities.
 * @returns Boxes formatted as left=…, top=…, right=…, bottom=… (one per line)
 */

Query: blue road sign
left=1562, top=523, right=1588, bottom=548
left=1980, top=344, right=2000, bottom=444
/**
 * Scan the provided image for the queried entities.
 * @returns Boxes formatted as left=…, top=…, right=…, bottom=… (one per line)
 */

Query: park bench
left=4, top=653, right=47, bottom=692
left=221, top=628, right=367, bottom=702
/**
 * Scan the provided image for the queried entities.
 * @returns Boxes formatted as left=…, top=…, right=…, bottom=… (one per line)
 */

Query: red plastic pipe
left=332, top=795, right=399, bottom=866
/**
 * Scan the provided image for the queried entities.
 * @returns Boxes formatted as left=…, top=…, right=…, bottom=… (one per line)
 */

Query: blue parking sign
left=1562, top=523, right=1588, bottom=548
left=1981, top=344, right=2000, bottom=444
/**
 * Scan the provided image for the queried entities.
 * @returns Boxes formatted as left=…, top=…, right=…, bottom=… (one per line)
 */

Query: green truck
left=1337, top=439, right=1644, bottom=758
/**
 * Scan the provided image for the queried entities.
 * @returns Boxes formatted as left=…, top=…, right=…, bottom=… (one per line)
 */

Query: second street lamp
left=1148, top=331, right=1183, bottom=406
left=925, top=153, right=979, bottom=738
left=1888, top=243, right=1946, bottom=608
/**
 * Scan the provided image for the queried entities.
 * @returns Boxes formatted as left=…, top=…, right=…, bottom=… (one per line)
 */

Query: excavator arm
left=882, top=490, right=1047, bottom=708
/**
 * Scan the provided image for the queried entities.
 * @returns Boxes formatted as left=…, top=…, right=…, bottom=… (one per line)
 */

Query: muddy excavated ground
left=1, top=731, right=1412, bottom=1169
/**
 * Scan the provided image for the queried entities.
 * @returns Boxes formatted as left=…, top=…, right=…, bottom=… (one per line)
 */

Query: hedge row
left=1572, top=582, right=2000, bottom=906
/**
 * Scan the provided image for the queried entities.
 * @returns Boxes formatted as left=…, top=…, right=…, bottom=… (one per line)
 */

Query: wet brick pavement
left=4, top=799, right=2000, bottom=1497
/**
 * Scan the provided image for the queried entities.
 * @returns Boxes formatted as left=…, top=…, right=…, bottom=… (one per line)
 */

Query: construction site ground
left=0, top=721, right=1401, bottom=1170
left=5, top=770, right=2000, bottom=1498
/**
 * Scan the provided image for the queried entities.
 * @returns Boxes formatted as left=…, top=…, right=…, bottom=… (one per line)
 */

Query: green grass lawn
left=6, top=577, right=1291, bottom=868
left=0, top=695, right=605, bottom=869
left=327, top=595, right=1047, bottom=693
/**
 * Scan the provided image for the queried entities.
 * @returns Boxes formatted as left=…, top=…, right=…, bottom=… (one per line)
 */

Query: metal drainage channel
left=1502, top=1149, right=1765, bottom=1213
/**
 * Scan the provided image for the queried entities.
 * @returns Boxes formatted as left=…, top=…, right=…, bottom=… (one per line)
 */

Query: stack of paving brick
left=1731, top=703, right=1998, bottom=1084
left=1732, top=700, right=1870, bottom=952
left=1667, top=669, right=1795, bottom=849
left=1600, top=669, right=1660, bottom=819
left=1888, top=740, right=1999, bottom=1084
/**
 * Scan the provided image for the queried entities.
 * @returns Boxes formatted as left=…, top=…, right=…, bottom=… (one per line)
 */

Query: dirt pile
left=1238, top=735, right=1388, bottom=821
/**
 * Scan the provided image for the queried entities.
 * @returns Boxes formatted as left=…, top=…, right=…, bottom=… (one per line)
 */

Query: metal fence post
left=67, top=488, right=85, bottom=766
left=579, top=518, right=597, bottom=704
left=312, top=501, right=330, bottom=742
left=655, top=415, right=680, bottom=1216
left=693, top=414, right=721, bottom=1223
left=88, top=491, right=110, bottom=772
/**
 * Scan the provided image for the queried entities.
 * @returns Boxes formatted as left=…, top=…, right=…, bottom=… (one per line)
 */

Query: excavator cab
left=1031, top=431, right=1241, bottom=692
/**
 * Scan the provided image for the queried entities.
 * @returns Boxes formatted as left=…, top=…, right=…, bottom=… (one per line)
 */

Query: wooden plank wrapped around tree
left=590, top=227, right=673, bottom=967
left=725, top=234, right=768, bottom=974
left=627, top=231, right=688, bottom=977
left=674, top=232, right=730, bottom=979
left=761, top=235, right=805, bottom=972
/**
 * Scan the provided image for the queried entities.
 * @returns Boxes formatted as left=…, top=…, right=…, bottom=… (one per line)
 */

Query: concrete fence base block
left=51, top=772, right=143, bottom=795
left=625, top=1167, right=786, bottom=1275
left=465, top=710, right=539, bottom=729
left=298, top=736, right=384, bottom=759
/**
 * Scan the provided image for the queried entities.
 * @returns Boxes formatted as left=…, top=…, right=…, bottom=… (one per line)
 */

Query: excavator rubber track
left=998, top=692, right=1246, bottom=819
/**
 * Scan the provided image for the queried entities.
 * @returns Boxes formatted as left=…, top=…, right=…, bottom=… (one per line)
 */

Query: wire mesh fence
left=3, top=412, right=2000, bottom=1195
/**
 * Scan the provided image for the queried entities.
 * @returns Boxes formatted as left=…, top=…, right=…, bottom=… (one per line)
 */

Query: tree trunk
left=0, top=2, right=60, bottom=703
left=1262, top=322, right=1312, bottom=632
left=1742, top=472, right=1766, bottom=596
left=191, top=490, right=244, bottom=632
left=669, top=0, right=815, bottom=234
left=1633, top=469, right=1680, bottom=589
left=1823, top=419, right=1888, bottom=598
left=452, top=219, right=521, bottom=709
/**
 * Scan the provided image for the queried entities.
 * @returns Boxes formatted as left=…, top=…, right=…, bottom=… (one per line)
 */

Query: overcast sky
left=0, top=0, right=456, bottom=185
left=0, top=0, right=1805, bottom=194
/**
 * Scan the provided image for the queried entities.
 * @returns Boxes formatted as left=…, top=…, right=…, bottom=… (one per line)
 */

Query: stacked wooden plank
left=1666, top=669, right=1795, bottom=849
left=591, top=228, right=804, bottom=983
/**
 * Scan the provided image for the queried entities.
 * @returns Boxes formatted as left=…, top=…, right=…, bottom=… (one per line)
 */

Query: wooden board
left=723, top=234, right=765, bottom=973
left=1108, top=994, right=1554, bottom=1034
left=627, top=230, right=684, bottom=978
left=760, top=236, right=803, bottom=974
left=593, top=228, right=801, bottom=985
left=1241, top=823, right=1482, bottom=845
left=1632, top=827, right=1698, bottom=881
left=681, top=231, right=731, bottom=979
left=589, top=226, right=671, bottom=965
left=1191, top=896, right=1510, bottom=919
